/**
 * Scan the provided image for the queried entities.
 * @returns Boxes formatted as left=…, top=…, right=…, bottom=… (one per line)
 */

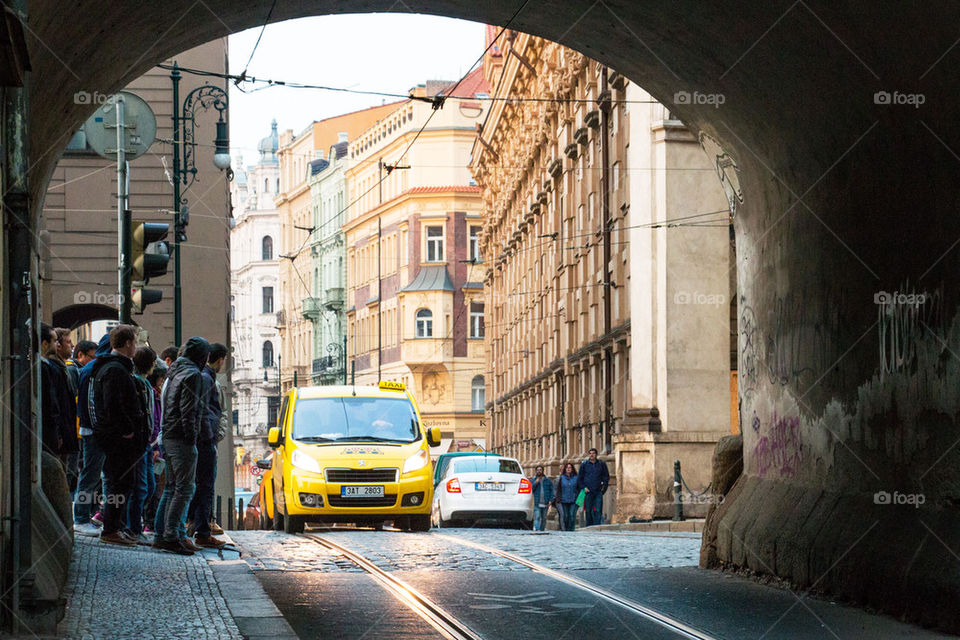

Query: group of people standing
left=529, top=447, right=611, bottom=531
left=43, top=323, right=229, bottom=556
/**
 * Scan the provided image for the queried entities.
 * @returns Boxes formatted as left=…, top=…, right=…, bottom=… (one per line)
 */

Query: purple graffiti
left=754, top=411, right=803, bottom=477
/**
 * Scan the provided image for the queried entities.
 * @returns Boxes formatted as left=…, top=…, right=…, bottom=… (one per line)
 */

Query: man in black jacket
left=189, top=342, right=228, bottom=548
left=90, top=324, right=147, bottom=546
left=39, top=324, right=68, bottom=457
left=156, top=336, right=209, bottom=555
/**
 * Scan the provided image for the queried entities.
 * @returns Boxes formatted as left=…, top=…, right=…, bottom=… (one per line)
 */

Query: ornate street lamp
left=170, top=62, right=231, bottom=345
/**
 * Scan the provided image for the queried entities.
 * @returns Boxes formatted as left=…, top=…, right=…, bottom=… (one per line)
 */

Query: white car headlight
left=402, top=449, right=429, bottom=475
left=291, top=449, right=322, bottom=474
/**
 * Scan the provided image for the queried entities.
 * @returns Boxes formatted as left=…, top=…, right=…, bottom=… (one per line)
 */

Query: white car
left=432, top=455, right=534, bottom=528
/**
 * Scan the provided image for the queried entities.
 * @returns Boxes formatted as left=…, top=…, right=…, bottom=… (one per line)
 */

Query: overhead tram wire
left=159, top=63, right=660, bottom=106
left=235, top=0, right=279, bottom=90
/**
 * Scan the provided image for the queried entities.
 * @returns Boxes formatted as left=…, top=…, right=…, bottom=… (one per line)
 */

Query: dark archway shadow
left=51, top=304, right=127, bottom=330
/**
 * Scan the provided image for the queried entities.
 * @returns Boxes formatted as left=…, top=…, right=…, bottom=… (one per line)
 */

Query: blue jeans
left=583, top=490, right=603, bottom=526
left=124, top=449, right=154, bottom=535
left=533, top=505, right=548, bottom=531
left=560, top=502, right=578, bottom=531
left=73, top=436, right=106, bottom=524
left=188, top=441, right=217, bottom=537
left=160, top=439, right=197, bottom=543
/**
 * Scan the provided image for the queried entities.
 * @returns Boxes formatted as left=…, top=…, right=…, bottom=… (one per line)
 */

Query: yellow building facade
left=276, top=105, right=401, bottom=391
left=344, top=73, right=490, bottom=451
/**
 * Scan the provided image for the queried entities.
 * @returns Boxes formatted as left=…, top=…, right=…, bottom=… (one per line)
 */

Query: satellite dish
left=82, top=90, right=157, bottom=161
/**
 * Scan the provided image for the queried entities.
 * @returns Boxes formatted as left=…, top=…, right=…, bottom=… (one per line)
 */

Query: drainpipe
left=598, top=70, right=613, bottom=455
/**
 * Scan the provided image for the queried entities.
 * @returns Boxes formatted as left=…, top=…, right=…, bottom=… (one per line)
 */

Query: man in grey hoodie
left=155, top=337, right=209, bottom=555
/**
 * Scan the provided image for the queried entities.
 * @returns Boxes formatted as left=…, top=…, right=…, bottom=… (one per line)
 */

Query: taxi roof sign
left=378, top=380, right=405, bottom=392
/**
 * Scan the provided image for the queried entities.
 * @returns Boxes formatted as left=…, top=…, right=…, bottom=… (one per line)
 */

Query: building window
left=262, top=341, right=274, bottom=368
left=471, top=375, right=485, bottom=412
left=416, top=308, right=433, bottom=338
left=267, top=396, right=280, bottom=429
left=425, top=226, right=444, bottom=262
left=469, top=225, right=482, bottom=262
left=262, top=236, right=273, bottom=260
left=262, top=286, right=274, bottom=313
left=469, top=302, right=484, bottom=338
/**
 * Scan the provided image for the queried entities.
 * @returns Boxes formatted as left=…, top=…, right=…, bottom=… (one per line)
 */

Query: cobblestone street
left=58, top=537, right=242, bottom=640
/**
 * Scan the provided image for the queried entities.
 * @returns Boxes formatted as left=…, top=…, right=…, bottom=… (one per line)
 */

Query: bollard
left=673, top=460, right=684, bottom=521
left=216, top=495, right=222, bottom=528
left=238, top=498, right=244, bottom=531
left=227, top=498, right=234, bottom=530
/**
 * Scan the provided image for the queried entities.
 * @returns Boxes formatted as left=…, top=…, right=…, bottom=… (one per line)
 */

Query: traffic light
left=130, top=286, right=163, bottom=314
left=131, top=221, right=170, bottom=283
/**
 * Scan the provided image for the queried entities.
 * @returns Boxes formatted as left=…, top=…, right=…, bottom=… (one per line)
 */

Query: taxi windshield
left=292, top=396, right=421, bottom=443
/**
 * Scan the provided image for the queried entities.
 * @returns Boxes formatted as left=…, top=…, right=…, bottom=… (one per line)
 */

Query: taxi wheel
left=409, top=515, right=431, bottom=532
left=284, top=514, right=305, bottom=534
left=273, top=495, right=284, bottom=532
left=260, top=504, right=273, bottom=530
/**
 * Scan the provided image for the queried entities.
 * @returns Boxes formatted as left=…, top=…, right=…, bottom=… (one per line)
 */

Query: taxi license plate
left=341, top=485, right=385, bottom=498
left=475, top=482, right=505, bottom=491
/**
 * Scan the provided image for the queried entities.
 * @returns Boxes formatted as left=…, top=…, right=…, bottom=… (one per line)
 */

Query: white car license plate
left=341, top=485, right=385, bottom=498
left=475, top=482, right=505, bottom=491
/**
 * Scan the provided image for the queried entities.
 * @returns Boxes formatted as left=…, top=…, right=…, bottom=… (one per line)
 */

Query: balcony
left=312, top=355, right=345, bottom=378
left=323, top=287, right=345, bottom=310
left=301, top=297, right=321, bottom=319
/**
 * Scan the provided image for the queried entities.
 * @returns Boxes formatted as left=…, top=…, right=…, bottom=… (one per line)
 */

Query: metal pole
left=237, top=498, right=244, bottom=530
left=216, top=495, right=222, bottom=526
left=171, top=64, right=182, bottom=346
left=673, top=460, right=684, bottom=521
left=115, top=95, right=128, bottom=322
left=599, top=70, right=613, bottom=455
left=377, top=215, right=382, bottom=383
left=343, top=336, right=347, bottom=385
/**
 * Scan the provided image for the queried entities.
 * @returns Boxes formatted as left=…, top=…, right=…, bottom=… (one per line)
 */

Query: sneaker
left=194, top=535, right=226, bottom=549
left=100, top=531, right=136, bottom=547
left=181, top=538, right=203, bottom=553
left=209, top=520, right=224, bottom=535
left=90, top=512, right=104, bottom=528
left=73, top=523, right=100, bottom=538
left=143, top=525, right=154, bottom=534
left=155, top=538, right=195, bottom=556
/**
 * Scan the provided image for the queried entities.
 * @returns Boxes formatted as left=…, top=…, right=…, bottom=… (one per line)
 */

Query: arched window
left=262, top=341, right=274, bottom=368
left=415, top=309, right=433, bottom=338
left=471, top=375, right=485, bottom=412
left=262, top=236, right=273, bottom=261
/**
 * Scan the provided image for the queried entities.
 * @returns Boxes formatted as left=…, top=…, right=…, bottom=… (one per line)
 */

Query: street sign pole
left=115, top=95, right=128, bottom=322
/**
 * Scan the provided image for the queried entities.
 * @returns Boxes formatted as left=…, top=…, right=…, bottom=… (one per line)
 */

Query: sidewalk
left=56, top=535, right=298, bottom=640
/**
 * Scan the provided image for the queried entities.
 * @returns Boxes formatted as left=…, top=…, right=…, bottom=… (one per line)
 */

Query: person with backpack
left=89, top=325, right=148, bottom=546
left=73, top=333, right=111, bottom=536
left=125, top=346, right=157, bottom=541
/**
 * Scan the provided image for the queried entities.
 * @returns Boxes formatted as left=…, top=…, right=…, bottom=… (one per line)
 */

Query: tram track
left=302, top=528, right=716, bottom=640
left=301, top=532, right=483, bottom=640
left=432, top=532, right=717, bottom=640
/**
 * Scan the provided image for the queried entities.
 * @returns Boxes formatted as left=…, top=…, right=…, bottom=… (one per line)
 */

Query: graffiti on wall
left=753, top=411, right=803, bottom=477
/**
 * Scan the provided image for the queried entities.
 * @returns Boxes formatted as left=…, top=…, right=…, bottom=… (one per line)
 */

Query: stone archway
left=51, top=303, right=117, bottom=330
left=16, top=1, right=960, bottom=631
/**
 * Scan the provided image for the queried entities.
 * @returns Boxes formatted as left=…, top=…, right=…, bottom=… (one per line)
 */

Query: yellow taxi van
left=263, top=380, right=440, bottom=533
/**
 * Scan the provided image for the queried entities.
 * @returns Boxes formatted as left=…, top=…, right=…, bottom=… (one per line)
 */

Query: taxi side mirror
left=426, top=426, right=441, bottom=448
left=267, top=427, right=281, bottom=448
left=256, top=458, right=273, bottom=470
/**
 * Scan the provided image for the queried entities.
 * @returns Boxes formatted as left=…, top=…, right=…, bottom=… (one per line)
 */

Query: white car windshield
left=453, top=457, right=522, bottom=474
left=292, top=397, right=420, bottom=443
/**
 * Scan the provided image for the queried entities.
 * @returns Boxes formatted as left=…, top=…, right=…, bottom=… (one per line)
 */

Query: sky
left=228, top=14, right=486, bottom=169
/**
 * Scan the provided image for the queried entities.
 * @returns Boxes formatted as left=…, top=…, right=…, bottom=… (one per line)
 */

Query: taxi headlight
left=291, top=449, right=322, bottom=474
left=402, top=449, right=429, bottom=475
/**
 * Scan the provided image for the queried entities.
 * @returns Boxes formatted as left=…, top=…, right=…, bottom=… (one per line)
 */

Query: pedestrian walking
left=188, top=342, right=227, bottom=549
left=577, top=448, right=609, bottom=527
left=73, top=334, right=111, bottom=536
left=531, top=465, right=554, bottom=531
left=90, top=325, right=148, bottom=546
left=555, top=462, right=579, bottom=531
left=155, top=337, right=209, bottom=555
left=124, top=346, right=156, bottom=541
